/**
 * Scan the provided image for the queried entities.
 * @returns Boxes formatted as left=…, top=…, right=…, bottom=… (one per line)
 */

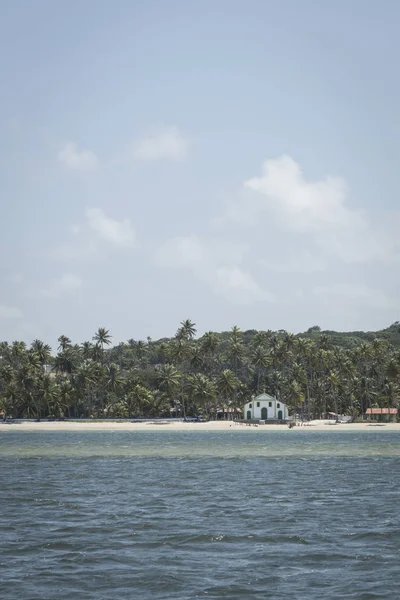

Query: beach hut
left=216, top=406, right=242, bottom=420
left=243, top=393, right=288, bottom=421
left=365, top=408, right=398, bottom=421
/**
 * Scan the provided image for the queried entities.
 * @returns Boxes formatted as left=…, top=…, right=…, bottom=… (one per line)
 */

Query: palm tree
left=135, top=340, right=148, bottom=365
left=230, top=326, right=241, bottom=343
left=91, top=344, right=104, bottom=363
left=227, top=341, right=245, bottom=378
left=54, top=346, right=81, bottom=376
left=187, top=373, right=215, bottom=417
left=381, top=380, right=399, bottom=422
left=57, top=335, right=71, bottom=352
left=81, top=341, right=94, bottom=360
left=127, top=384, right=154, bottom=418
left=0, top=341, right=10, bottom=361
left=176, top=319, right=197, bottom=342
left=58, top=379, right=73, bottom=417
left=201, top=331, right=219, bottom=355
left=0, top=364, right=14, bottom=386
left=0, top=364, right=15, bottom=420
left=11, top=341, right=26, bottom=365
left=189, top=346, right=205, bottom=371
left=172, top=320, right=197, bottom=418
left=295, top=337, right=315, bottom=418
left=328, top=371, right=340, bottom=418
left=76, top=360, right=98, bottom=416
left=387, top=358, right=400, bottom=382
left=287, top=380, right=305, bottom=417
left=93, top=328, right=112, bottom=352
left=38, top=374, right=61, bottom=418
left=30, top=340, right=52, bottom=367
left=104, top=363, right=123, bottom=394
left=15, top=362, right=40, bottom=418
left=251, top=345, right=271, bottom=393
left=158, top=364, right=181, bottom=413
left=0, top=382, right=18, bottom=421
left=216, top=369, right=237, bottom=419
left=200, top=331, right=219, bottom=375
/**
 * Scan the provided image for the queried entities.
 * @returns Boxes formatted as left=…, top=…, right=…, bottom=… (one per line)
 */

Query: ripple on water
left=1, top=430, right=400, bottom=599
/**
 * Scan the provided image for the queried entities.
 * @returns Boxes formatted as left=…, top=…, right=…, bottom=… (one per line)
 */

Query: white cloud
left=237, top=155, right=398, bottom=264
left=0, top=305, right=23, bottom=319
left=245, top=155, right=351, bottom=232
left=133, top=127, right=189, bottom=161
left=156, top=235, right=273, bottom=305
left=214, top=266, right=272, bottom=303
left=56, top=209, right=136, bottom=260
left=86, top=208, right=136, bottom=248
left=58, top=142, right=99, bottom=172
left=41, top=274, right=82, bottom=299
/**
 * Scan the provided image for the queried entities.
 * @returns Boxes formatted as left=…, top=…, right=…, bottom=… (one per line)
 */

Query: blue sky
left=1, top=0, right=399, bottom=346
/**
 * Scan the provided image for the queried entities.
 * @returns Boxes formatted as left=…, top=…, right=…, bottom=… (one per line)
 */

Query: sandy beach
left=1, top=420, right=399, bottom=432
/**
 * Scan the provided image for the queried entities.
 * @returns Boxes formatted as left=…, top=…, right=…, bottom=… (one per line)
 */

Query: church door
left=261, top=407, right=268, bottom=420
left=247, top=410, right=251, bottom=420
left=277, top=410, right=283, bottom=420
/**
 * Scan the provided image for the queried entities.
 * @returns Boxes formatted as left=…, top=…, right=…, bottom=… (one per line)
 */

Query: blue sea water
left=1, top=429, right=399, bottom=599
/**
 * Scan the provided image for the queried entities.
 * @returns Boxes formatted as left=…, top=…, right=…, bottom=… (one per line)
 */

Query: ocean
left=1, top=429, right=399, bottom=599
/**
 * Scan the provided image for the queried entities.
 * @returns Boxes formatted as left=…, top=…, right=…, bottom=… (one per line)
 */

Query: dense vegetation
left=1, top=321, right=400, bottom=421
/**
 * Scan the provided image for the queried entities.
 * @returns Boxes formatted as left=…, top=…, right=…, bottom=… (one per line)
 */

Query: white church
left=243, top=393, right=289, bottom=421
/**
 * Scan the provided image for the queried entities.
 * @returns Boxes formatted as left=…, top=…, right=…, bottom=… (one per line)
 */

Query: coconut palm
left=381, top=380, right=400, bottom=421
left=57, top=335, right=72, bottom=352
left=54, top=346, right=81, bottom=376
left=251, top=346, right=271, bottom=393
left=76, top=360, right=98, bottom=416
left=200, top=332, right=219, bottom=375
left=176, top=319, right=197, bottom=342
left=127, top=384, right=154, bottom=417
left=81, top=341, right=94, bottom=360
left=104, top=363, right=123, bottom=394
left=58, top=379, right=73, bottom=417
left=30, top=340, right=52, bottom=367
left=287, top=380, right=305, bottom=416
left=216, top=369, right=237, bottom=419
left=187, top=373, right=215, bottom=417
left=230, top=326, right=242, bottom=344
left=93, top=327, right=112, bottom=350
left=11, top=341, right=26, bottom=364
left=158, top=363, right=181, bottom=396
left=0, top=341, right=10, bottom=361
left=189, top=346, right=205, bottom=371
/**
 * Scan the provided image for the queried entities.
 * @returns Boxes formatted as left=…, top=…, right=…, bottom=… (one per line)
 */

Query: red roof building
left=365, top=408, right=398, bottom=415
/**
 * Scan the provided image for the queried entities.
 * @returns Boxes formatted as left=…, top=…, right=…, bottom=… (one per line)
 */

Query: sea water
left=1, top=429, right=399, bottom=599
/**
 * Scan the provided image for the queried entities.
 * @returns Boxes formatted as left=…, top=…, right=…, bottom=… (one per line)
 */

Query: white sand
left=1, top=420, right=399, bottom=431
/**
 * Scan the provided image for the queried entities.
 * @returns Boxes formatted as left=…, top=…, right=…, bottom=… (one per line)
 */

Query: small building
left=326, top=411, right=339, bottom=420
left=365, top=408, right=398, bottom=420
left=243, top=393, right=289, bottom=421
left=216, top=406, right=242, bottom=420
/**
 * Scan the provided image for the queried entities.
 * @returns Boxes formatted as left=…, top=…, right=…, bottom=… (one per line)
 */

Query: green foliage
left=1, top=321, right=400, bottom=420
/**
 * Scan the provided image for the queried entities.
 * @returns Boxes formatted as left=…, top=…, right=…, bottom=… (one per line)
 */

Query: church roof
left=254, top=393, right=277, bottom=401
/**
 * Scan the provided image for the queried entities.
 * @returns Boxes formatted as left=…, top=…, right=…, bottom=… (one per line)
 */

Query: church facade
left=243, top=393, right=288, bottom=421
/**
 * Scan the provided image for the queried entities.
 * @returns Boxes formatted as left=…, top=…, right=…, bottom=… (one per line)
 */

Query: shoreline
left=1, top=420, right=400, bottom=432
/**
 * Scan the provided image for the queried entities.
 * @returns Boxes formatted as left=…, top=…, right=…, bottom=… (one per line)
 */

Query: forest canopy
left=1, top=321, right=400, bottom=420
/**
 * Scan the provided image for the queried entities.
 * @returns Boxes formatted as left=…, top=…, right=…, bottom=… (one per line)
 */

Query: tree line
left=1, top=320, right=400, bottom=420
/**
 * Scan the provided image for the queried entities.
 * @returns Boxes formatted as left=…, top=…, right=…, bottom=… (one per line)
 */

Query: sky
left=1, top=0, right=399, bottom=347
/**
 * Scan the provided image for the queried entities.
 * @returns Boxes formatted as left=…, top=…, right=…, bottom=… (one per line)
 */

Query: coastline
left=1, top=420, right=400, bottom=432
